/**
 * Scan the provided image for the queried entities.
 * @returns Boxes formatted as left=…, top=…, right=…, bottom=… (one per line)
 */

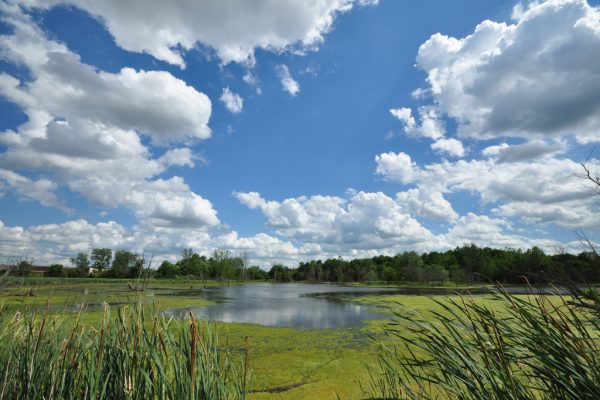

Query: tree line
left=9, top=244, right=600, bottom=284
left=278, top=245, right=600, bottom=284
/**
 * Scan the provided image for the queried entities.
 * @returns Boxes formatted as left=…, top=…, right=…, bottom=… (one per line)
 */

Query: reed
left=367, top=286, right=600, bottom=400
left=0, top=301, right=247, bottom=399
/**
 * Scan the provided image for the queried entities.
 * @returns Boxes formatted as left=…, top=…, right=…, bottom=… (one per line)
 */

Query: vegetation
left=368, top=286, right=600, bottom=399
left=0, top=301, right=248, bottom=400
left=14, top=244, right=599, bottom=286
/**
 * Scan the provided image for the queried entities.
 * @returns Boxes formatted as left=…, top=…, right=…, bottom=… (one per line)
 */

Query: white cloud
left=413, top=0, right=600, bottom=143
left=431, top=138, right=465, bottom=157
left=443, top=213, right=528, bottom=249
left=396, top=188, right=458, bottom=221
left=220, top=87, right=243, bottom=113
left=17, top=0, right=375, bottom=67
left=123, top=178, right=219, bottom=228
left=158, top=148, right=196, bottom=168
left=276, top=64, right=300, bottom=96
left=374, top=152, right=415, bottom=184
left=0, top=6, right=218, bottom=228
left=389, top=107, right=415, bottom=129
left=235, top=191, right=437, bottom=257
left=375, top=151, right=600, bottom=231
left=0, top=169, right=70, bottom=212
left=482, top=143, right=510, bottom=156
left=390, top=107, right=444, bottom=140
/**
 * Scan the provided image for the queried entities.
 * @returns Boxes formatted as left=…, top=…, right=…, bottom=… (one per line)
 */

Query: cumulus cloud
left=276, top=64, right=300, bottom=96
left=16, top=0, right=375, bottom=67
left=375, top=150, right=600, bottom=230
left=0, top=6, right=218, bottom=228
left=234, top=188, right=586, bottom=258
left=443, top=213, right=531, bottom=249
left=0, top=169, right=70, bottom=212
left=389, top=106, right=464, bottom=158
left=374, top=152, right=415, bottom=184
left=220, top=87, right=243, bottom=113
left=389, top=107, right=444, bottom=140
left=431, top=138, right=465, bottom=157
left=235, top=191, right=437, bottom=256
left=396, top=187, right=458, bottom=221
left=413, top=0, right=600, bottom=143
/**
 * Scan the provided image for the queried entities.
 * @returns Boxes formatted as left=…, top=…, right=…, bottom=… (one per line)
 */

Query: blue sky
left=1, top=0, right=600, bottom=266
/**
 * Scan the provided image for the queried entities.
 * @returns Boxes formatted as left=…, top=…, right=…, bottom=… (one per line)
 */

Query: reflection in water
left=166, top=283, right=391, bottom=329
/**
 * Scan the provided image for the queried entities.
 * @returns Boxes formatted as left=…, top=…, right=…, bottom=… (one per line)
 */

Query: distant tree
left=70, top=252, right=90, bottom=277
left=403, top=252, right=425, bottom=282
left=423, top=264, right=449, bottom=285
left=269, top=263, right=292, bottom=282
left=177, top=249, right=209, bottom=279
left=156, top=260, right=179, bottom=278
left=111, top=250, right=142, bottom=278
left=382, top=266, right=396, bottom=284
left=45, top=264, right=64, bottom=277
left=210, top=249, right=235, bottom=282
left=14, top=260, right=32, bottom=277
left=247, top=266, right=268, bottom=280
left=240, top=252, right=249, bottom=282
left=90, top=248, right=112, bottom=271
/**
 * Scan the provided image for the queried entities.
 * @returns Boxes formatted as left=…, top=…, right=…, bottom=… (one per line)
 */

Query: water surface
left=167, top=283, right=393, bottom=329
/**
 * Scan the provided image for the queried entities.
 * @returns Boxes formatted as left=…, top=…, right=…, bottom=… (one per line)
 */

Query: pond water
left=165, top=283, right=393, bottom=329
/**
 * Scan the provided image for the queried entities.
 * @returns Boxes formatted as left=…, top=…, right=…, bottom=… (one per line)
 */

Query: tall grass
left=0, top=301, right=248, bottom=399
left=368, top=287, right=600, bottom=399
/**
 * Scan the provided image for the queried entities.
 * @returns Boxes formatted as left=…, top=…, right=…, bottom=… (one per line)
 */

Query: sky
left=1, top=0, right=600, bottom=267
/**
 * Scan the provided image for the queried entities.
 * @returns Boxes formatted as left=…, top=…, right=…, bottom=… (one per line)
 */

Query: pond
left=165, top=283, right=394, bottom=329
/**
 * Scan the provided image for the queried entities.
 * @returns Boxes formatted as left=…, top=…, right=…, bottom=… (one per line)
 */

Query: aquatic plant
left=368, top=286, right=600, bottom=399
left=0, top=301, right=248, bottom=400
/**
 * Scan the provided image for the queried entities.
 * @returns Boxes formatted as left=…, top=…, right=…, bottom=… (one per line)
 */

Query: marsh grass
left=368, top=287, right=600, bottom=400
left=0, top=301, right=248, bottom=400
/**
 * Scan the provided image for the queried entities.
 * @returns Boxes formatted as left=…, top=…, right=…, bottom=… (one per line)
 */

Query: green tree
left=156, top=260, right=179, bottom=278
left=90, top=248, right=112, bottom=271
left=111, top=250, right=142, bottom=278
left=70, top=252, right=90, bottom=277
left=210, top=249, right=233, bottom=281
left=247, top=266, right=268, bottom=280
left=178, top=250, right=209, bottom=279
left=44, top=264, right=64, bottom=277
left=269, top=263, right=292, bottom=282
left=14, top=260, right=32, bottom=277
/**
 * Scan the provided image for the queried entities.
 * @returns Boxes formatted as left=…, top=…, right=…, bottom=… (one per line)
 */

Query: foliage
left=110, top=250, right=143, bottom=278
left=57, top=244, right=600, bottom=284
left=14, top=260, right=33, bottom=277
left=0, top=302, right=248, bottom=399
left=90, top=248, right=112, bottom=271
left=69, top=252, right=90, bottom=277
left=367, top=287, right=600, bottom=399
left=44, top=264, right=64, bottom=277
